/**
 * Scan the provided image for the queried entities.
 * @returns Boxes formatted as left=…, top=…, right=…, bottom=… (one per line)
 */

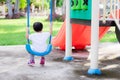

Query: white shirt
left=29, top=32, right=50, bottom=52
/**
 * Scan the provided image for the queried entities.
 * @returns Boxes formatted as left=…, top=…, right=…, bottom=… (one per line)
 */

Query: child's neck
left=36, top=31, right=42, bottom=33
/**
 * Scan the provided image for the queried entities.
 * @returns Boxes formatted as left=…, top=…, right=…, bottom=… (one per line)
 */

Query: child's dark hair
left=33, top=22, right=43, bottom=32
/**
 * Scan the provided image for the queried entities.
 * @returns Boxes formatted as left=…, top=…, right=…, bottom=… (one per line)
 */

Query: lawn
left=0, top=17, right=118, bottom=45
left=100, top=32, right=118, bottom=42
left=0, top=17, right=63, bottom=45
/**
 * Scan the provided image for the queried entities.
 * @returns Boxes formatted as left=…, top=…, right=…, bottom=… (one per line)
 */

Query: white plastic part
left=90, top=0, right=99, bottom=69
left=65, top=0, right=72, bottom=57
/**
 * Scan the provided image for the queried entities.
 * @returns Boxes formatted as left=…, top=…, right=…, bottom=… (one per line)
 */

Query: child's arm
left=26, top=27, right=29, bottom=39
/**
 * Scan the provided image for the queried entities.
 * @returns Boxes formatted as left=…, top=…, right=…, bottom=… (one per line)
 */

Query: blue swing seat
left=25, top=44, right=52, bottom=56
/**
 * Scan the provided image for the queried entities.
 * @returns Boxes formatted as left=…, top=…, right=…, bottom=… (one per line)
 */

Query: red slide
left=52, top=21, right=109, bottom=50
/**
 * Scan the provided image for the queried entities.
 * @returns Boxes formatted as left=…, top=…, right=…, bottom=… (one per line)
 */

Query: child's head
left=33, top=22, right=43, bottom=32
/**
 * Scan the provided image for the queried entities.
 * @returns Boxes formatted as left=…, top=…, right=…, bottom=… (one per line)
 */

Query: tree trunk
left=42, top=0, right=44, bottom=12
left=47, top=0, right=58, bottom=21
left=6, top=0, right=13, bottom=18
left=62, top=0, right=66, bottom=20
left=12, top=0, right=20, bottom=18
left=52, top=0, right=56, bottom=14
left=14, top=0, right=19, bottom=14
left=62, top=0, right=66, bottom=15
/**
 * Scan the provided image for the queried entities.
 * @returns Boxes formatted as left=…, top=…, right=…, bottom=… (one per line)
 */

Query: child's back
left=29, top=32, right=50, bottom=52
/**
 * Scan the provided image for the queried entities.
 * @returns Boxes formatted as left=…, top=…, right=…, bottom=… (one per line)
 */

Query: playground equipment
left=25, top=0, right=52, bottom=56
left=71, top=0, right=88, bottom=10
left=71, top=0, right=91, bottom=19
left=52, top=22, right=109, bottom=50
left=63, top=0, right=73, bottom=61
left=52, top=0, right=120, bottom=75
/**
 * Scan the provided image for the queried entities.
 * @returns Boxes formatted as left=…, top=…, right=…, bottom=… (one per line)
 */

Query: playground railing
left=101, top=0, right=120, bottom=29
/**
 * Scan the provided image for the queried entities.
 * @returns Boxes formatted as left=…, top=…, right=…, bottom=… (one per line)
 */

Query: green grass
left=100, top=32, right=118, bottom=42
left=0, top=17, right=63, bottom=45
left=0, top=17, right=118, bottom=45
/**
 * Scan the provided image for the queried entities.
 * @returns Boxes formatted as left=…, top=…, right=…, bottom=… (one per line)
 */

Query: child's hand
left=26, top=27, right=29, bottom=32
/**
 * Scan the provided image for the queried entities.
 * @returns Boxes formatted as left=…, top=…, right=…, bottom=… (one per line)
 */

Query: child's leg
left=30, top=54, right=34, bottom=61
left=40, top=56, right=45, bottom=65
left=28, top=54, right=35, bottom=64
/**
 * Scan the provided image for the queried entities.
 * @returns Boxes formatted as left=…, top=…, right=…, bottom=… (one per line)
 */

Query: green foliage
left=33, top=2, right=42, bottom=8
left=11, top=0, right=15, bottom=3
left=20, top=0, right=26, bottom=10
left=0, top=0, right=27, bottom=11
left=1, top=0, right=49, bottom=11
left=44, top=2, right=49, bottom=9
left=32, top=0, right=49, bottom=9
left=0, top=0, right=16, bottom=3
left=30, top=0, right=36, bottom=3
left=0, top=0, right=5, bottom=2
left=56, top=0, right=63, bottom=7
